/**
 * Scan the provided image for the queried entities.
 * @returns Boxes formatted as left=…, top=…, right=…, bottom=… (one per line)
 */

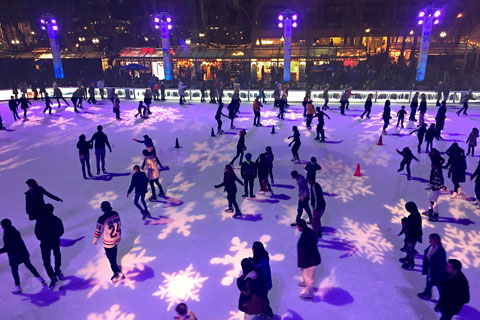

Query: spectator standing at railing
left=339, top=90, right=348, bottom=115
left=322, top=83, right=330, bottom=110
left=436, top=81, right=445, bottom=106
left=209, top=81, right=216, bottom=104
left=409, top=92, right=419, bottom=121
left=160, top=81, right=166, bottom=101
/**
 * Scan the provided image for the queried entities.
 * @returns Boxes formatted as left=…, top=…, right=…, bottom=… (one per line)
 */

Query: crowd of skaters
left=0, top=79, right=478, bottom=320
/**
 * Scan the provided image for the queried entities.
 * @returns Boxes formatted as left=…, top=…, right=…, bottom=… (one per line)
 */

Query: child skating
left=466, top=128, right=479, bottom=156
left=409, top=123, right=427, bottom=152
left=396, top=147, right=419, bottom=180
left=396, top=106, right=407, bottom=128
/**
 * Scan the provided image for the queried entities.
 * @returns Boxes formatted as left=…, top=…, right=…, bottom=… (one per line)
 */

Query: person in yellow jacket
left=305, top=100, right=315, bottom=129
left=253, top=96, right=263, bottom=126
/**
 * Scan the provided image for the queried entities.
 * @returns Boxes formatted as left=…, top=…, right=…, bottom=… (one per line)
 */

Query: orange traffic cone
left=377, top=135, right=383, bottom=146
left=353, top=163, right=361, bottom=177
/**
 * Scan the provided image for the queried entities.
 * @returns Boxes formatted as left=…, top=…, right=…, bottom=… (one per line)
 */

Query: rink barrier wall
left=1, top=88, right=479, bottom=105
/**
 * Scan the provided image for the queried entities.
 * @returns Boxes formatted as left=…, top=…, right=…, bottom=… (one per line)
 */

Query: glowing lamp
left=434, top=19, right=439, bottom=25
left=41, top=26, right=46, bottom=30
left=417, top=20, right=424, bottom=25
left=440, top=31, right=447, bottom=38
left=40, top=19, right=45, bottom=24
left=409, top=30, right=414, bottom=35
left=166, top=17, right=172, bottom=23
left=154, top=17, right=160, bottom=23
left=292, top=14, right=297, bottom=21
left=52, top=25, right=58, bottom=31
left=278, top=14, right=283, bottom=21
left=418, top=11, right=425, bottom=18
left=155, top=24, right=160, bottom=29
left=278, top=22, right=283, bottom=28
left=292, top=22, right=297, bottom=28
left=434, top=10, right=441, bottom=17
left=457, top=13, right=463, bottom=18
left=51, top=19, right=56, bottom=24
left=167, top=24, right=172, bottom=30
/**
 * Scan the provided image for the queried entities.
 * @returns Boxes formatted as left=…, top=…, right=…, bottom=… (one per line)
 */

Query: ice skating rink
left=0, top=98, right=479, bottom=320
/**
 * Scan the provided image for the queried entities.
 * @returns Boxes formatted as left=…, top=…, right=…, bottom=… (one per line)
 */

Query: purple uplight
left=292, top=14, right=297, bottom=21
left=278, top=22, right=283, bottom=28
left=40, top=19, right=45, bottom=24
left=155, top=24, right=160, bottom=29
left=154, top=17, right=160, bottom=23
left=278, top=14, right=284, bottom=21
left=52, top=25, right=58, bottom=31
left=167, top=24, right=172, bottom=30
left=166, top=17, right=172, bottom=23
left=292, top=22, right=298, bottom=28
left=434, top=19, right=440, bottom=25
left=434, top=10, right=441, bottom=17
left=51, top=19, right=56, bottom=24
left=417, top=20, right=424, bottom=25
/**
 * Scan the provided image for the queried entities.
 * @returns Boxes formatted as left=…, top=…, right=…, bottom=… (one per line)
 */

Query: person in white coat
left=141, top=149, right=165, bottom=201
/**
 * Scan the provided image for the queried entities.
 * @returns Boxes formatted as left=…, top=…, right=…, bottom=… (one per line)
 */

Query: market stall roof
left=0, top=49, right=104, bottom=59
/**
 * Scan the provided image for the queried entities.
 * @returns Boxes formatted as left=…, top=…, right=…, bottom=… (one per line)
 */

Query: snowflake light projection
left=228, top=310, right=244, bottom=320
left=125, top=156, right=144, bottom=170
left=283, top=111, right=305, bottom=121
left=335, top=217, right=393, bottom=264
left=87, top=304, right=135, bottom=320
left=183, top=135, right=236, bottom=171
left=210, top=234, right=285, bottom=286
left=384, top=198, right=434, bottom=228
left=152, top=264, right=208, bottom=311
left=157, top=202, right=206, bottom=240
left=260, top=118, right=279, bottom=127
left=358, top=129, right=383, bottom=143
left=215, top=199, right=261, bottom=221
left=354, top=143, right=392, bottom=167
left=88, top=191, right=118, bottom=209
left=440, top=197, right=479, bottom=219
left=10, top=115, right=44, bottom=128
left=317, top=155, right=373, bottom=203
left=47, top=117, right=75, bottom=130
left=167, top=172, right=197, bottom=198
left=277, top=204, right=298, bottom=226
left=442, top=225, right=480, bottom=268
left=114, top=106, right=184, bottom=134
left=77, top=236, right=156, bottom=298
left=262, top=111, right=280, bottom=118
left=0, top=155, right=38, bottom=172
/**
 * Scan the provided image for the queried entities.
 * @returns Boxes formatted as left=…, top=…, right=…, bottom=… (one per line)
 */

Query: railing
left=1, top=88, right=479, bottom=105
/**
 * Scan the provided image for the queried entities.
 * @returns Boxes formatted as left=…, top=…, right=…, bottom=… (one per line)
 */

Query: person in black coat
left=410, top=123, right=427, bottom=153
left=470, top=160, right=480, bottom=209
left=435, top=101, right=447, bottom=139
left=396, top=147, right=419, bottom=180
left=77, top=134, right=93, bottom=179
left=449, top=153, right=467, bottom=198
left=0, top=219, right=46, bottom=293
left=230, top=129, right=247, bottom=166
left=443, top=143, right=465, bottom=170
left=8, top=96, right=20, bottom=121
left=18, top=94, right=32, bottom=119
left=256, top=153, right=272, bottom=193
left=241, top=153, right=257, bottom=198
left=296, top=219, right=321, bottom=299
left=214, top=103, right=228, bottom=134
left=25, top=179, right=63, bottom=221
left=382, top=100, right=392, bottom=134
left=127, top=165, right=150, bottom=219
left=400, top=201, right=423, bottom=270
left=425, top=123, right=436, bottom=153
left=34, top=204, right=64, bottom=288
left=215, top=165, right=244, bottom=218
left=89, top=125, right=112, bottom=175
left=418, top=233, right=446, bottom=300
left=437, top=259, right=470, bottom=320
left=307, top=178, right=326, bottom=238
left=360, top=94, right=373, bottom=119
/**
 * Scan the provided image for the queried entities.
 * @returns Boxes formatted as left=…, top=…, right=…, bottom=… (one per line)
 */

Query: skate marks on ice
left=76, top=236, right=156, bottom=298
left=152, top=264, right=208, bottom=311
left=210, top=235, right=284, bottom=286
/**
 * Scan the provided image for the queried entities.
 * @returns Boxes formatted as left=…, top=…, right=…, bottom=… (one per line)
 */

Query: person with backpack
left=34, top=204, right=64, bottom=288
left=1, top=219, right=47, bottom=293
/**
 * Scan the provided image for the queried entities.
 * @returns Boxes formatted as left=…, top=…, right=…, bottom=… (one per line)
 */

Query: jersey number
left=109, top=223, right=121, bottom=238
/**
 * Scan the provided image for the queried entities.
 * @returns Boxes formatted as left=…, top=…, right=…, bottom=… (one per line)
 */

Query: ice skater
left=277, top=89, right=287, bottom=119
left=34, top=204, right=64, bottom=288
left=425, top=166, right=447, bottom=221
left=42, top=93, right=53, bottom=115
left=144, top=88, right=153, bottom=114
left=252, top=241, right=274, bottom=318
left=0, top=115, right=5, bottom=130
left=470, top=160, right=480, bottom=209
left=135, top=101, right=147, bottom=118
left=175, top=303, right=198, bottom=320
left=419, top=93, right=427, bottom=126
left=443, top=143, right=464, bottom=169
left=256, top=153, right=272, bottom=194
left=142, top=149, right=165, bottom=201
left=396, top=147, right=419, bottom=180
left=305, top=157, right=322, bottom=182
left=241, top=153, right=257, bottom=198
left=409, top=123, right=427, bottom=153
left=360, top=94, right=373, bottom=119
left=435, top=101, right=447, bottom=139
left=307, top=178, right=326, bottom=238
left=409, top=92, right=419, bottom=121
left=113, top=94, right=121, bottom=120
left=322, top=83, right=330, bottom=110
left=448, top=152, right=467, bottom=198
left=313, top=107, right=330, bottom=142
left=93, top=201, right=125, bottom=283
left=290, top=170, right=312, bottom=226
left=214, top=103, right=229, bottom=134
left=18, top=94, right=31, bottom=120
left=214, top=164, right=244, bottom=218
left=200, top=81, right=206, bottom=102
left=396, top=106, right=407, bottom=128
left=296, top=219, right=321, bottom=300
left=425, top=123, right=436, bottom=153
left=8, top=96, right=20, bottom=121
left=230, top=129, right=247, bottom=166
left=252, top=96, right=263, bottom=126
left=236, top=258, right=266, bottom=318
left=71, top=88, right=82, bottom=113
left=399, top=201, right=423, bottom=270
left=87, top=83, right=96, bottom=104
left=25, top=179, right=63, bottom=221
left=465, top=128, right=479, bottom=156
left=264, top=146, right=275, bottom=185
left=133, top=135, right=163, bottom=168
left=89, top=125, right=112, bottom=175
left=53, top=86, right=69, bottom=108
left=127, top=165, right=151, bottom=219
left=77, top=134, right=93, bottom=179
left=382, top=100, right=392, bottom=134
left=417, top=233, right=446, bottom=300
left=456, top=89, right=474, bottom=116
left=228, top=102, right=237, bottom=130
left=339, top=90, right=348, bottom=115
left=305, top=100, right=315, bottom=129
left=0, top=219, right=46, bottom=294
left=288, top=126, right=301, bottom=163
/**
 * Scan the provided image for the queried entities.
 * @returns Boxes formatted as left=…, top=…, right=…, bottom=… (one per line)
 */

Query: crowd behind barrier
left=1, top=88, right=479, bottom=105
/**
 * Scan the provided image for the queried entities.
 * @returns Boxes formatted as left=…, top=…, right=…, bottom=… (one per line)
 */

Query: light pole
left=153, top=13, right=173, bottom=81
left=278, top=10, right=298, bottom=82
left=40, top=14, right=64, bottom=79
left=415, top=8, right=441, bottom=82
